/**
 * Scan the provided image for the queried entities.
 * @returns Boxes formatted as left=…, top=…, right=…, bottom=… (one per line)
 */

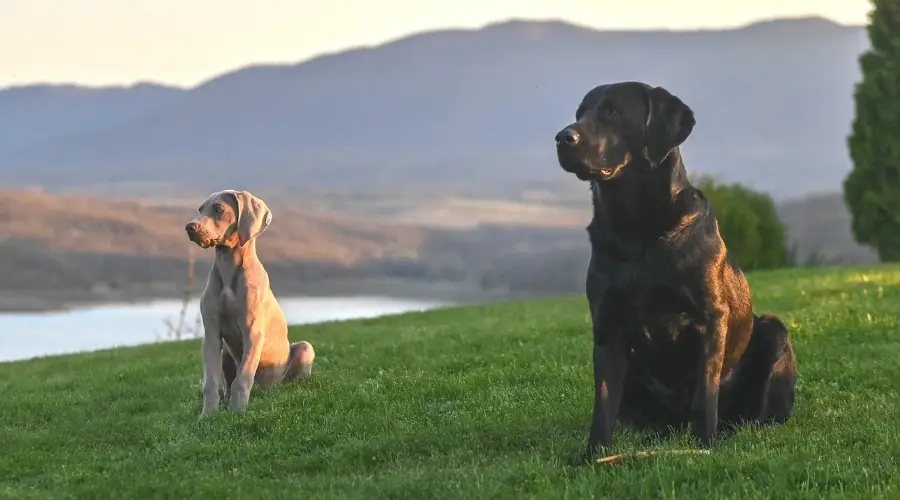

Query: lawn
left=1, top=266, right=899, bottom=499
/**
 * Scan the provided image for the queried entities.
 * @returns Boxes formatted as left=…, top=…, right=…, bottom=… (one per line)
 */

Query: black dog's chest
left=625, top=275, right=695, bottom=339
left=590, top=248, right=700, bottom=336
left=593, top=247, right=674, bottom=298
left=595, top=259, right=700, bottom=387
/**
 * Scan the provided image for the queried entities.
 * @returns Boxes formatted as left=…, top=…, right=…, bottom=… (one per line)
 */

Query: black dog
left=554, top=81, right=798, bottom=463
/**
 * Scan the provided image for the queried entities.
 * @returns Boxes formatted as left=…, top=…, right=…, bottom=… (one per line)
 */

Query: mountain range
left=0, top=16, right=869, bottom=200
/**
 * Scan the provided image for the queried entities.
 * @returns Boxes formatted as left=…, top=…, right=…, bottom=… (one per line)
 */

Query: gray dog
left=185, top=189, right=315, bottom=417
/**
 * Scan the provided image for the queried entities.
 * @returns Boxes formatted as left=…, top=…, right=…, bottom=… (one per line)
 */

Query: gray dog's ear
left=645, top=86, right=695, bottom=164
left=233, top=191, right=272, bottom=247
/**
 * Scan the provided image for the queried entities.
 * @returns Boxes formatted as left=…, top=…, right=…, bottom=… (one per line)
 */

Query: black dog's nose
left=185, top=222, right=199, bottom=233
left=555, top=128, right=580, bottom=146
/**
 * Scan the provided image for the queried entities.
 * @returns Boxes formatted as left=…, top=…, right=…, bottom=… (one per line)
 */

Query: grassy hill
left=2, top=266, right=898, bottom=498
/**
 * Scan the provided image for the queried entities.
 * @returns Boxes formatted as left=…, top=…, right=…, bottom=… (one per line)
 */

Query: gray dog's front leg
left=221, top=349, right=237, bottom=398
left=229, top=334, right=263, bottom=411
left=200, top=333, right=225, bottom=417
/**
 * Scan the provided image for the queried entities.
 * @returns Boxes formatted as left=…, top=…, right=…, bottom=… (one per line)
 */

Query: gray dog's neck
left=214, top=240, right=259, bottom=287
left=215, top=240, right=258, bottom=267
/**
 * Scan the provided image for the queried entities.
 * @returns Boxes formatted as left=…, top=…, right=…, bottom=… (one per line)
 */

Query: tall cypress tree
left=844, top=0, right=900, bottom=261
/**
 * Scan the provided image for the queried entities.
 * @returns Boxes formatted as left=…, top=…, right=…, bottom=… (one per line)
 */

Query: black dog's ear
left=645, top=86, right=695, bottom=164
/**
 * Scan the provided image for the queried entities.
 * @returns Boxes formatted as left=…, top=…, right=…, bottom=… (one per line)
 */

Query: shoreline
left=0, top=294, right=459, bottom=364
left=0, top=279, right=546, bottom=314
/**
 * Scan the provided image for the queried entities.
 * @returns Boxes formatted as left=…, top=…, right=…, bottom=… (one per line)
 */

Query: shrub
left=693, top=176, right=788, bottom=271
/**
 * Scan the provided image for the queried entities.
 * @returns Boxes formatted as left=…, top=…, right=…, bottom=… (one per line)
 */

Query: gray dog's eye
left=214, top=204, right=224, bottom=213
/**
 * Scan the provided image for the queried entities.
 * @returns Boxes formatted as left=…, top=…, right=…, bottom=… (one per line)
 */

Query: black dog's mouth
left=559, top=157, right=628, bottom=182
left=583, top=166, right=618, bottom=180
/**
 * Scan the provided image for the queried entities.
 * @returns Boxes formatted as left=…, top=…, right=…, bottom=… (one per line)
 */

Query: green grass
left=2, top=266, right=900, bottom=499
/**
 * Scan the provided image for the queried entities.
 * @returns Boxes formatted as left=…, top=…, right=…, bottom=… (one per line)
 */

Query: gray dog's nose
left=185, top=222, right=199, bottom=233
left=555, top=128, right=580, bottom=146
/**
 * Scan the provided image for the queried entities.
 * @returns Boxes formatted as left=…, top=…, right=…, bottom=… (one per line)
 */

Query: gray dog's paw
left=228, top=387, right=250, bottom=411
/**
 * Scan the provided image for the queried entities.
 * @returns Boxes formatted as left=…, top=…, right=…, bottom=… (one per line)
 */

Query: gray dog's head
left=184, top=190, right=272, bottom=249
left=554, top=81, right=695, bottom=182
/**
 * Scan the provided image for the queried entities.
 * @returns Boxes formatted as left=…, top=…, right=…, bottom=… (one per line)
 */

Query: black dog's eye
left=601, top=103, right=620, bottom=120
left=214, top=204, right=224, bottom=213
left=594, top=98, right=621, bottom=121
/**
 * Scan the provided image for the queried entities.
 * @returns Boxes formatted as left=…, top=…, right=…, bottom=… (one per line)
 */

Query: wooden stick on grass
left=596, top=449, right=712, bottom=465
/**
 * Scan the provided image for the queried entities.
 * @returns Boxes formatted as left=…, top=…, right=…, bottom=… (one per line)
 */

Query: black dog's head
left=555, top=81, right=695, bottom=182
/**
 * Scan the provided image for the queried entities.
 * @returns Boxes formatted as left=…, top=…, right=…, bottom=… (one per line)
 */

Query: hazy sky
left=2, top=0, right=870, bottom=88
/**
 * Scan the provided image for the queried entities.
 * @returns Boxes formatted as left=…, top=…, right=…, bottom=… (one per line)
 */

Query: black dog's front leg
left=691, top=310, right=727, bottom=447
left=581, top=306, right=629, bottom=463
left=579, top=256, right=629, bottom=464
left=585, top=342, right=628, bottom=458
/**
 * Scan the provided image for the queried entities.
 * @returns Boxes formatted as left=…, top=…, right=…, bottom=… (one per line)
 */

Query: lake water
left=0, top=296, right=450, bottom=363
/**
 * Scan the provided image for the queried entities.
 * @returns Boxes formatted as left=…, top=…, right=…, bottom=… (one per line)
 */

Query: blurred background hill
left=0, top=15, right=878, bottom=312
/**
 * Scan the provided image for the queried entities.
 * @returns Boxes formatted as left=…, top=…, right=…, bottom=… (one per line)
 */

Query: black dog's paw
left=691, top=428, right=715, bottom=449
left=690, top=411, right=717, bottom=449
left=570, top=447, right=602, bottom=467
left=569, top=453, right=592, bottom=467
